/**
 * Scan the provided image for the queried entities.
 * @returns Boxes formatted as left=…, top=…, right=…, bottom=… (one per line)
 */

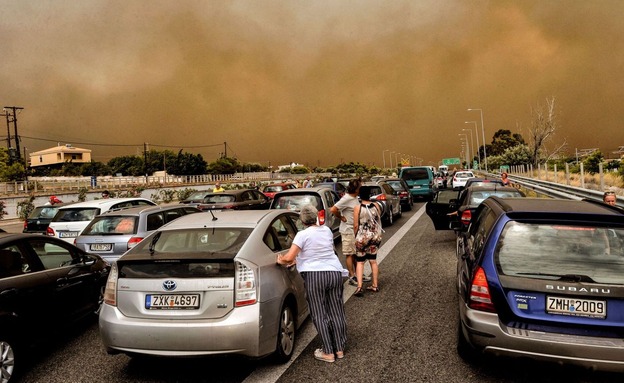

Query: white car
left=46, top=198, right=156, bottom=243
left=451, top=171, right=475, bottom=189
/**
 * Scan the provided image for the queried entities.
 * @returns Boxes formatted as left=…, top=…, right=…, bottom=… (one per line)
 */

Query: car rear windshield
left=386, top=181, right=405, bottom=191
left=82, top=216, right=138, bottom=235
left=469, top=190, right=522, bottom=205
left=129, top=228, right=252, bottom=255
left=28, top=206, right=59, bottom=219
left=204, top=195, right=236, bottom=203
left=272, top=194, right=322, bottom=211
left=401, top=169, right=429, bottom=180
left=456, top=172, right=474, bottom=178
left=53, top=208, right=99, bottom=222
left=264, top=186, right=284, bottom=192
left=496, top=221, right=624, bottom=285
left=118, top=260, right=235, bottom=279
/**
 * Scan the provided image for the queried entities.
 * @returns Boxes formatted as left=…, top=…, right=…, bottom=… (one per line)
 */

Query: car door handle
left=56, top=277, right=69, bottom=286
left=0, top=288, right=17, bottom=298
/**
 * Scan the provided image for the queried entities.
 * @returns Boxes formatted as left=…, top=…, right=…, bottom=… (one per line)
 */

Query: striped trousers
left=301, top=271, right=347, bottom=354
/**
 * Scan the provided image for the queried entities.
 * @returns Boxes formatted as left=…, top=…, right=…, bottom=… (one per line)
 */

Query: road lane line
left=243, top=204, right=427, bottom=383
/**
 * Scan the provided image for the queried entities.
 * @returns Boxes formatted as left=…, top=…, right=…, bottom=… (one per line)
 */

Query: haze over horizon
left=1, top=1, right=623, bottom=169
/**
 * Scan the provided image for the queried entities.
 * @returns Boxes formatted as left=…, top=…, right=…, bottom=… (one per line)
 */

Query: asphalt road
left=3, top=205, right=623, bottom=383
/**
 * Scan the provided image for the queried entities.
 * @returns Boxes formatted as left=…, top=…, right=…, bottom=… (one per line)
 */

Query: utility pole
left=224, top=141, right=227, bottom=158
left=144, top=143, right=148, bottom=181
left=0, top=110, right=10, bottom=151
left=4, top=106, right=24, bottom=161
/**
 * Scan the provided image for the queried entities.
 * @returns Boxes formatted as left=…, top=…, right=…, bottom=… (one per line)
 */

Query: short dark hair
left=347, top=179, right=361, bottom=194
left=102, top=190, right=110, bottom=196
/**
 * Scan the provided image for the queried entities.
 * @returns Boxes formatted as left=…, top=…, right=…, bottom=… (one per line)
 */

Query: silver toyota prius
left=99, top=209, right=309, bottom=362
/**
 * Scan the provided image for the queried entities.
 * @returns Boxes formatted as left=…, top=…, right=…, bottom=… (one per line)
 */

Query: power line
left=18, top=134, right=225, bottom=149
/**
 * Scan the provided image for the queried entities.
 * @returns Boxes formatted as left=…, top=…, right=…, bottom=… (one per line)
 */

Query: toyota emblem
left=162, top=280, right=177, bottom=291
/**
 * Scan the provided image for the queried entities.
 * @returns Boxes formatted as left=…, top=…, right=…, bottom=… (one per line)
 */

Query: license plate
left=145, top=294, right=200, bottom=310
left=546, top=296, right=606, bottom=318
left=90, top=243, right=112, bottom=251
left=59, top=231, right=79, bottom=238
left=412, top=186, right=421, bottom=189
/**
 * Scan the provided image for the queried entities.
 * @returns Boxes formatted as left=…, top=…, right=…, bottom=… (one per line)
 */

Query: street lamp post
left=465, top=121, right=481, bottom=170
left=395, top=152, right=400, bottom=167
left=390, top=151, right=395, bottom=169
left=459, top=133, right=468, bottom=168
left=468, top=108, right=487, bottom=171
left=382, top=149, right=390, bottom=169
left=417, top=157, right=423, bottom=166
left=462, top=128, right=474, bottom=169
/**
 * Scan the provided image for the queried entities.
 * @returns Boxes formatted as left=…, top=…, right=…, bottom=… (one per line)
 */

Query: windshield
left=127, top=227, right=252, bottom=255
left=53, top=208, right=99, bottom=222
left=401, top=169, right=429, bottom=181
left=28, top=206, right=59, bottom=219
left=469, top=190, right=522, bottom=205
left=204, top=195, right=236, bottom=203
left=496, top=221, right=624, bottom=285
left=272, top=194, right=322, bottom=211
left=82, top=216, right=138, bottom=235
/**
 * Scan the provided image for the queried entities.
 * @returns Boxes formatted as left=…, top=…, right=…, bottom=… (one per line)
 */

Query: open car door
left=425, top=189, right=461, bottom=230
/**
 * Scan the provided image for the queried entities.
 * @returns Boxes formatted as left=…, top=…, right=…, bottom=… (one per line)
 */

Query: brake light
left=127, top=236, right=144, bottom=250
left=103, top=263, right=118, bottom=307
left=23, top=221, right=27, bottom=230
left=223, top=204, right=236, bottom=209
left=235, top=262, right=257, bottom=306
left=399, top=191, right=408, bottom=198
left=318, top=209, right=326, bottom=225
left=375, top=193, right=387, bottom=201
left=46, top=227, right=55, bottom=236
left=460, top=210, right=472, bottom=225
left=468, top=267, right=496, bottom=312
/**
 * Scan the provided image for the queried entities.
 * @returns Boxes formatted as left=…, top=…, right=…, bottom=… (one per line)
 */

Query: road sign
left=442, top=158, right=461, bottom=165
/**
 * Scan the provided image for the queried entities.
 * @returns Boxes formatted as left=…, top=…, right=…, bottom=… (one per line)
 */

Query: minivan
left=399, top=166, right=436, bottom=201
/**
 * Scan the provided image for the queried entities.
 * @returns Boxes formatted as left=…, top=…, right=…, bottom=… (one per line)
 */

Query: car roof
left=157, top=209, right=293, bottom=230
left=487, top=197, right=624, bottom=217
left=205, top=189, right=256, bottom=196
left=273, top=187, right=334, bottom=195
left=465, top=185, right=520, bottom=192
left=55, top=198, right=154, bottom=209
left=99, top=204, right=196, bottom=217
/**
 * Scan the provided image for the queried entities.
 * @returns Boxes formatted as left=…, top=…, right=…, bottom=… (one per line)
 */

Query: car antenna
left=209, top=210, right=218, bottom=221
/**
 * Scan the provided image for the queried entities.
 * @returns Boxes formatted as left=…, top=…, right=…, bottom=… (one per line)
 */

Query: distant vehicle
left=383, top=178, right=413, bottom=212
left=399, top=166, right=436, bottom=201
left=194, top=189, right=271, bottom=211
left=450, top=171, right=475, bottom=190
left=425, top=185, right=525, bottom=231
left=370, top=175, right=387, bottom=182
left=74, top=205, right=201, bottom=263
left=261, top=183, right=297, bottom=200
left=361, top=181, right=402, bottom=226
left=438, top=165, right=449, bottom=175
left=99, top=210, right=310, bottom=363
left=270, top=187, right=341, bottom=238
left=463, top=178, right=504, bottom=189
left=179, top=190, right=214, bottom=205
left=434, top=172, right=447, bottom=189
left=0, top=233, right=110, bottom=382
left=456, top=197, right=624, bottom=371
left=23, top=203, right=70, bottom=234
left=315, top=182, right=347, bottom=198
left=47, top=198, right=157, bottom=244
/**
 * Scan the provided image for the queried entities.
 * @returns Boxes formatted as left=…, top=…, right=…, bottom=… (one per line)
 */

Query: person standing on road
left=45, top=196, right=62, bottom=205
left=212, top=182, right=225, bottom=193
left=501, top=172, right=513, bottom=187
left=353, top=186, right=383, bottom=296
left=330, top=178, right=371, bottom=286
left=277, top=204, right=348, bottom=363
left=101, top=190, right=110, bottom=199
left=603, top=191, right=617, bottom=206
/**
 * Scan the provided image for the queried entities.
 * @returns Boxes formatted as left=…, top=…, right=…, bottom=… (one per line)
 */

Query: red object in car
left=318, top=209, right=326, bottom=225
left=46, top=227, right=55, bottom=236
left=460, top=210, right=472, bottom=226
left=468, top=267, right=495, bottom=312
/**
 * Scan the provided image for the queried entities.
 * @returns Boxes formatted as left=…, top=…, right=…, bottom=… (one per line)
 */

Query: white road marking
left=243, top=205, right=427, bottom=383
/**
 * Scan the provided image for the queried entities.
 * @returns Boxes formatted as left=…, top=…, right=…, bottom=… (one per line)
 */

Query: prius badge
left=162, top=280, right=177, bottom=291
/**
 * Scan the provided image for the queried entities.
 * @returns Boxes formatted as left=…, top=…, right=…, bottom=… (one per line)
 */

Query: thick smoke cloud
left=1, top=0, right=623, bottom=167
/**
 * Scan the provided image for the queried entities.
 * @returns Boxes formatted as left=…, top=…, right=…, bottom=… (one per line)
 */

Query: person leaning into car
left=603, top=191, right=617, bottom=206
left=276, top=204, right=348, bottom=363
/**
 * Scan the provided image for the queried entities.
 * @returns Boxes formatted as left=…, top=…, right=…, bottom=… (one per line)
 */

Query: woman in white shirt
left=277, top=204, right=348, bottom=363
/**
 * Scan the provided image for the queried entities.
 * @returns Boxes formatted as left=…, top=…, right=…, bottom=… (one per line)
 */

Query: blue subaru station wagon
left=456, top=196, right=624, bottom=371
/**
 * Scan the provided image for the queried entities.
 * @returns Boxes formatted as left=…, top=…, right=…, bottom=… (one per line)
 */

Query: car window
left=32, top=240, right=75, bottom=270
left=146, top=213, right=165, bottom=231
left=265, top=216, right=298, bottom=251
left=468, top=205, right=497, bottom=260
left=164, top=209, right=182, bottom=223
left=496, top=222, right=624, bottom=285
left=469, top=190, right=522, bottom=205
left=132, top=228, right=252, bottom=255
left=381, top=184, right=394, bottom=194
left=83, top=216, right=138, bottom=235
left=272, top=194, right=322, bottom=211
left=29, top=206, right=58, bottom=219
left=401, top=168, right=429, bottom=180
left=0, top=246, right=27, bottom=278
left=54, top=208, right=99, bottom=222
left=205, top=195, right=236, bottom=203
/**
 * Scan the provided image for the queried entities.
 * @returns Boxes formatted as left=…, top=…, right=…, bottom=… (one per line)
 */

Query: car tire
left=0, top=337, right=18, bottom=383
left=456, top=317, right=482, bottom=364
left=397, top=204, right=402, bottom=219
left=273, top=303, right=296, bottom=363
left=386, top=209, right=394, bottom=226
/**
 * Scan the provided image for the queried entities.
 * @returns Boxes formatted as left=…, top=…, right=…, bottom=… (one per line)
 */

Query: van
left=399, top=166, right=436, bottom=201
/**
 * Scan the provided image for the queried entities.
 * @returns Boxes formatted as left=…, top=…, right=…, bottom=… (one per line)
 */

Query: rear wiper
left=149, top=232, right=162, bottom=256
left=515, top=272, right=596, bottom=283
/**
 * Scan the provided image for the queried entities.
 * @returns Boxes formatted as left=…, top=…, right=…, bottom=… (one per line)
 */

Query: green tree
left=583, top=150, right=604, bottom=174
left=207, top=157, right=239, bottom=174
left=108, top=155, right=144, bottom=176
left=79, top=160, right=111, bottom=176
left=488, top=130, right=525, bottom=156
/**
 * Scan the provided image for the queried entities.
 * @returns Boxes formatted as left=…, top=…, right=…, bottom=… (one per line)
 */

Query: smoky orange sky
left=1, top=0, right=623, bottom=169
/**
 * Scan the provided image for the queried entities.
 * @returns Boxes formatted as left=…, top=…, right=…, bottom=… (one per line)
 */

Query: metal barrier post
left=599, top=163, right=604, bottom=192
left=580, top=163, right=585, bottom=189
left=565, top=162, right=570, bottom=185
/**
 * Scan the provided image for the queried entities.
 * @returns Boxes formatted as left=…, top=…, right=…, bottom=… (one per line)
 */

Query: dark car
left=270, top=187, right=341, bottom=239
left=0, top=233, right=110, bottom=381
left=425, top=185, right=525, bottom=231
left=194, top=189, right=271, bottom=211
left=384, top=178, right=414, bottom=211
left=23, top=203, right=70, bottom=234
left=179, top=190, right=213, bottom=205
left=74, top=205, right=201, bottom=263
left=262, top=182, right=297, bottom=200
left=462, top=178, right=504, bottom=189
left=455, top=197, right=624, bottom=371
left=361, top=181, right=402, bottom=226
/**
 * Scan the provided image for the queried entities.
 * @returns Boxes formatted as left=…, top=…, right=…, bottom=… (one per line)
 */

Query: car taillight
left=103, top=262, right=119, bottom=307
left=127, top=236, right=143, bottom=249
left=23, top=221, right=27, bottom=230
left=318, top=209, right=326, bottom=225
left=375, top=193, right=387, bottom=201
left=460, top=210, right=472, bottom=225
left=46, top=227, right=55, bottom=236
left=399, top=191, right=408, bottom=198
left=224, top=204, right=236, bottom=209
left=468, top=267, right=496, bottom=312
left=235, top=262, right=257, bottom=307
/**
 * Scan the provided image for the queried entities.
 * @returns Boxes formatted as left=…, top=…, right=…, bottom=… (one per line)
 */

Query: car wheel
left=387, top=209, right=394, bottom=226
left=273, top=303, right=296, bottom=363
left=397, top=204, right=402, bottom=218
left=456, top=317, right=482, bottom=363
left=0, top=337, right=17, bottom=383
